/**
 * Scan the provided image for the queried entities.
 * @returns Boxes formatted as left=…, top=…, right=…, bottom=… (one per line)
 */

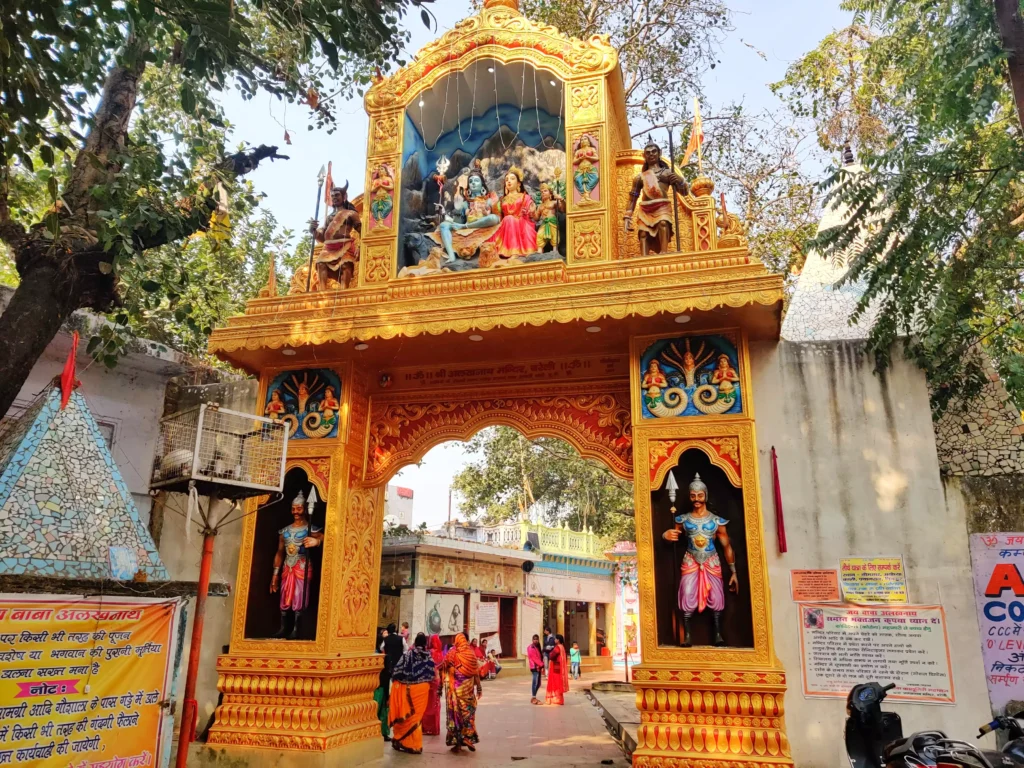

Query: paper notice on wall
left=484, top=633, right=502, bottom=656
left=791, top=569, right=840, bottom=602
left=521, top=598, right=542, bottom=655
left=797, top=603, right=954, bottom=704
left=476, top=601, right=500, bottom=634
left=969, top=533, right=1024, bottom=712
left=839, top=556, right=909, bottom=603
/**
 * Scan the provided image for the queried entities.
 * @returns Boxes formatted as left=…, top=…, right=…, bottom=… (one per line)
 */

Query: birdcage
left=150, top=404, right=288, bottom=499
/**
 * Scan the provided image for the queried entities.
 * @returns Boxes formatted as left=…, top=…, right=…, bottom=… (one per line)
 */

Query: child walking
left=569, top=642, right=582, bottom=680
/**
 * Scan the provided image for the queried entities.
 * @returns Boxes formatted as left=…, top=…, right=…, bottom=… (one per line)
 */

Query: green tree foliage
left=0, top=0, right=433, bottom=417
left=776, top=2, right=1024, bottom=409
left=451, top=427, right=635, bottom=542
left=515, top=0, right=731, bottom=131
left=699, top=107, right=821, bottom=280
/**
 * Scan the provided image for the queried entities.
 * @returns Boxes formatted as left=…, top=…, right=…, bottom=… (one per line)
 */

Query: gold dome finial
left=483, top=0, right=520, bottom=10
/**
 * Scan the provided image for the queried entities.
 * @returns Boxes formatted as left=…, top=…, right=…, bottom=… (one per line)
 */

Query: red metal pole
left=176, top=530, right=215, bottom=768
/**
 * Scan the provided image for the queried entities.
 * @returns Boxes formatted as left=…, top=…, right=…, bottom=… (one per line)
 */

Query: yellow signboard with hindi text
left=0, top=595, right=182, bottom=768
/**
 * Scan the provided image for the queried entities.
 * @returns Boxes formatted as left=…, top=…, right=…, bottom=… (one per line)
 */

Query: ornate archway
left=364, top=385, right=632, bottom=486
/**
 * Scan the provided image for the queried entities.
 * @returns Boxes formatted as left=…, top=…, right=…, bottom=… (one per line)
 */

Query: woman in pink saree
left=488, top=167, right=537, bottom=258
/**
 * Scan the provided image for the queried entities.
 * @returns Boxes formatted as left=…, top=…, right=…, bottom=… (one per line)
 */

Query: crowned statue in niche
left=624, top=141, right=689, bottom=255
left=436, top=161, right=501, bottom=263
left=662, top=472, right=738, bottom=647
left=310, top=182, right=360, bottom=290
left=271, top=489, right=323, bottom=639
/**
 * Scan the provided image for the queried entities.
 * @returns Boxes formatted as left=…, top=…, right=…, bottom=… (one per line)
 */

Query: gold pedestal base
left=631, top=665, right=794, bottom=768
left=205, top=653, right=383, bottom=759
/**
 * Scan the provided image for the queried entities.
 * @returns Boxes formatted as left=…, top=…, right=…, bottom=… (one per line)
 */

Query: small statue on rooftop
left=624, top=142, right=689, bottom=256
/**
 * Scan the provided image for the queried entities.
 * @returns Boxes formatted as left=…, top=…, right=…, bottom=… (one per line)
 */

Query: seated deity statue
left=433, top=163, right=500, bottom=263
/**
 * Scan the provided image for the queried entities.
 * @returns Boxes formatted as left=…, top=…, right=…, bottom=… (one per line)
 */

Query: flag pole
left=306, top=165, right=327, bottom=292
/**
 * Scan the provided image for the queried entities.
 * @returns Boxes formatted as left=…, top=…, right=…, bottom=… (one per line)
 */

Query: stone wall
left=934, top=360, right=1024, bottom=476
left=750, top=339, right=990, bottom=767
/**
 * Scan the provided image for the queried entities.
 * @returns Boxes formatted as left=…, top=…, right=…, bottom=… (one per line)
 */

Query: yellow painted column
left=587, top=602, right=597, bottom=657
left=556, top=600, right=565, bottom=638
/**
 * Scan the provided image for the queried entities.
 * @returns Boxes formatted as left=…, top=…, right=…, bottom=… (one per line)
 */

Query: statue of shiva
left=661, top=473, right=739, bottom=647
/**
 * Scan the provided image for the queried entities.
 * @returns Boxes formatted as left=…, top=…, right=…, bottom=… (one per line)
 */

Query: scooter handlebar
left=978, top=719, right=999, bottom=738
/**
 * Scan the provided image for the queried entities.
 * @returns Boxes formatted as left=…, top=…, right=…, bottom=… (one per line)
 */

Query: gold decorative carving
left=649, top=438, right=742, bottom=489
left=631, top=666, right=793, bottom=768
left=570, top=81, right=602, bottom=123
left=209, top=255, right=783, bottom=357
left=364, top=5, right=616, bottom=114
left=571, top=216, right=604, bottom=261
left=207, top=652, right=384, bottom=752
left=371, top=114, right=399, bottom=155
left=366, top=388, right=633, bottom=485
left=336, top=472, right=382, bottom=638
left=286, top=457, right=331, bottom=499
left=364, top=243, right=392, bottom=283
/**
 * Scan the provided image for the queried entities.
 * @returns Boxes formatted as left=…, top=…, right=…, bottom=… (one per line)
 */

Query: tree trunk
left=994, top=0, right=1024, bottom=134
left=0, top=259, right=79, bottom=418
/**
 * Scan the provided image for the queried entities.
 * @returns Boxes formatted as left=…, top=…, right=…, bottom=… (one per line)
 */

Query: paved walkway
left=369, top=671, right=628, bottom=768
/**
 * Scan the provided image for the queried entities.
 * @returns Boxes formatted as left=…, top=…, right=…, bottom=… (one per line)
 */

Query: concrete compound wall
left=750, top=340, right=991, bottom=767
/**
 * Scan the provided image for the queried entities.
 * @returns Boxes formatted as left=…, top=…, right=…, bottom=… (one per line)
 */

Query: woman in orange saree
left=545, top=634, right=570, bottom=705
left=423, top=634, right=444, bottom=736
left=388, top=633, right=436, bottom=754
left=442, top=633, right=482, bottom=753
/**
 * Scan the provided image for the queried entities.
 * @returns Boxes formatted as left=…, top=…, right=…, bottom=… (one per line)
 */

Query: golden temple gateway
left=205, top=0, right=795, bottom=766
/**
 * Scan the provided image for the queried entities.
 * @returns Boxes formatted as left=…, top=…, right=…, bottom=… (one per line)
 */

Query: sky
left=221, top=0, right=852, bottom=528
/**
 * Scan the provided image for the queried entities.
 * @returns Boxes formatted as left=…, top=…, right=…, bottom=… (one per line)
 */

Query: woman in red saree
left=423, top=634, right=444, bottom=736
left=488, top=167, right=537, bottom=258
left=545, top=634, right=570, bottom=705
left=388, top=633, right=436, bottom=754
left=442, top=633, right=482, bottom=753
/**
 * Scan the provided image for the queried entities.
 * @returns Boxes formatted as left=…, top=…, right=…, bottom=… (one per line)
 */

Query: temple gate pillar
left=629, top=330, right=793, bottom=768
left=556, top=600, right=565, bottom=638
left=205, top=367, right=388, bottom=766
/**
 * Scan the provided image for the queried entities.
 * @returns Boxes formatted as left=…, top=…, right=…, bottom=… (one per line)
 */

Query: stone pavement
left=368, top=670, right=630, bottom=768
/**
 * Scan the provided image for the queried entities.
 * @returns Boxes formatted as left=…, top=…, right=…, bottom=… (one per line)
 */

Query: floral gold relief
left=571, top=217, right=605, bottom=262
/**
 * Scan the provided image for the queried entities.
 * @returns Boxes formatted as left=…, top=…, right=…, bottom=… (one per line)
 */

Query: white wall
left=750, top=340, right=991, bottom=767
left=526, top=570, right=615, bottom=603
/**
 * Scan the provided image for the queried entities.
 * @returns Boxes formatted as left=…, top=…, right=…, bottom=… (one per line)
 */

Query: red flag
left=771, top=446, right=788, bottom=553
left=324, top=161, right=333, bottom=205
left=60, top=331, right=80, bottom=409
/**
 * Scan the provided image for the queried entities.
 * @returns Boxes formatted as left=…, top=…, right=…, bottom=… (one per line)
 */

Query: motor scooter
left=845, top=681, right=1024, bottom=768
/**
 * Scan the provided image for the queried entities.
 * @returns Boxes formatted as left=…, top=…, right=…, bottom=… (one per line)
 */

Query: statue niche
left=653, top=451, right=753, bottom=649
left=244, top=467, right=326, bottom=641
left=397, top=60, right=568, bottom=277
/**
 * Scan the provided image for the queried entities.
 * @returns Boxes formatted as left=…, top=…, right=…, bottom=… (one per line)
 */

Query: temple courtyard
left=368, top=671, right=628, bottom=767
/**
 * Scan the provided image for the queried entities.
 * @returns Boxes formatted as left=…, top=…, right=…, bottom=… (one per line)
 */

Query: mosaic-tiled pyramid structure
left=0, top=386, right=168, bottom=579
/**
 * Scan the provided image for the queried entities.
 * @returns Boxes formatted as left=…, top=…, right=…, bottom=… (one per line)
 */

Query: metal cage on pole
left=150, top=404, right=288, bottom=768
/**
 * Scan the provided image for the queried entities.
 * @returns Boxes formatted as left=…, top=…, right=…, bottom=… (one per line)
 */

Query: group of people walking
left=373, top=623, right=486, bottom=755
left=372, top=623, right=583, bottom=755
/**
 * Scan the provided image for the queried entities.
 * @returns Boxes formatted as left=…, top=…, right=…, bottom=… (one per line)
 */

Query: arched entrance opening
left=373, top=425, right=635, bottom=757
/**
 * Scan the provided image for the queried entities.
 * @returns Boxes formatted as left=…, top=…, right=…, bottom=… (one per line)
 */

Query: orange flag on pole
left=324, top=161, right=333, bottom=205
left=59, top=331, right=80, bottom=409
left=683, top=97, right=704, bottom=167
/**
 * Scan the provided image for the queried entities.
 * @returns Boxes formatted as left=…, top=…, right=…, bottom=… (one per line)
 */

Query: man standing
left=542, top=627, right=556, bottom=673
